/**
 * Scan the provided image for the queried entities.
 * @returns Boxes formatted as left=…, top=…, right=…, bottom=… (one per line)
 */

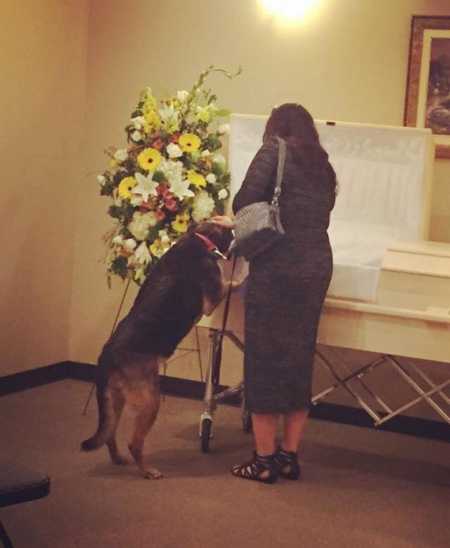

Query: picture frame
left=404, top=15, right=450, bottom=159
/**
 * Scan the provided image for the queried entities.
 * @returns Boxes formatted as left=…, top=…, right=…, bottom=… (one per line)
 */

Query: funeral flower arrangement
left=98, top=66, right=240, bottom=284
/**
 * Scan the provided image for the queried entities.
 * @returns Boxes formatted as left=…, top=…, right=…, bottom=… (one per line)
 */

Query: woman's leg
left=282, top=409, right=309, bottom=452
left=251, top=413, right=279, bottom=455
left=231, top=412, right=279, bottom=483
left=269, top=409, right=308, bottom=481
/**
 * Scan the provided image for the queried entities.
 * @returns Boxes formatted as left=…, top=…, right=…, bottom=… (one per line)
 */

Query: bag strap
left=271, top=137, right=286, bottom=206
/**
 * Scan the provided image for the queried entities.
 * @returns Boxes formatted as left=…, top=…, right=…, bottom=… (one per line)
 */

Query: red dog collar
left=194, top=232, right=227, bottom=260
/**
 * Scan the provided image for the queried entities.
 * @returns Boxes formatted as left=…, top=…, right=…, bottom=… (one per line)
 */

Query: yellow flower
left=171, top=211, right=190, bottom=233
left=118, top=176, right=136, bottom=199
left=142, top=91, right=160, bottom=131
left=149, top=238, right=169, bottom=258
left=140, top=86, right=157, bottom=107
left=144, top=95, right=157, bottom=110
left=187, top=170, right=206, bottom=188
left=137, top=148, right=162, bottom=171
left=143, top=109, right=161, bottom=131
left=179, top=133, right=201, bottom=153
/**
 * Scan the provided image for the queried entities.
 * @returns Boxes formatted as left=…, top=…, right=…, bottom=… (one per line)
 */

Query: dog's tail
left=81, top=354, right=117, bottom=452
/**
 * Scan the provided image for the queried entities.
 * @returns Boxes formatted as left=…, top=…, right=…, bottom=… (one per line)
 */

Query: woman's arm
left=232, top=139, right=279, bottom=214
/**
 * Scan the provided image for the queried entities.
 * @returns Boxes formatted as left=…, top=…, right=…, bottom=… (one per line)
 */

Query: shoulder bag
left=233, top=137, right=286, bottom=261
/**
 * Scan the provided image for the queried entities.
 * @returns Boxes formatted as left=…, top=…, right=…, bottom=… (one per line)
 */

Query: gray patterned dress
left=232, top=137, right=336, bottom=413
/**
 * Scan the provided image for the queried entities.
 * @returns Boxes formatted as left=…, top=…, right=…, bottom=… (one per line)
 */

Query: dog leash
left=210, top=253, right=238, bottom=386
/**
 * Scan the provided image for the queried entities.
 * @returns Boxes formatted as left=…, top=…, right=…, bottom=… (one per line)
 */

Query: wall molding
left=1, top=361, right=448, bottom=442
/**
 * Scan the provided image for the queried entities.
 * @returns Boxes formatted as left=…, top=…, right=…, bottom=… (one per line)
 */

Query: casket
left=199, top=114, right=450, bottom=427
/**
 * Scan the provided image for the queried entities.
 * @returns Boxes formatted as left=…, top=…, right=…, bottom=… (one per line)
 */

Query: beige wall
left=1, top=0, right=89, bottom=375
left=3, top=0, right=450, bottom=406
left=71, top=0, right=450, bottom=364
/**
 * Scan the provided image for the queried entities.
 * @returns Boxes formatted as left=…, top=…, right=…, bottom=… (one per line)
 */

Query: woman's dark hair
left=263, top=103, right=319, bottom=144
left=263, top=103, right=331, bottom=174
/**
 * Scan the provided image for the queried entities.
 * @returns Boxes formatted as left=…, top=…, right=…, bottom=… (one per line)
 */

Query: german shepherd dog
left=81, top=221, right=233, bottom=479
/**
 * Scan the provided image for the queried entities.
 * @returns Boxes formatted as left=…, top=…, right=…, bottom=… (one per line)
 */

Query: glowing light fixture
left=260, top=0, right=318, bottom=20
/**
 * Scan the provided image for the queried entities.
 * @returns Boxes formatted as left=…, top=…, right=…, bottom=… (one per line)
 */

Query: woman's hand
left=209, top=215, right=235, bottom=229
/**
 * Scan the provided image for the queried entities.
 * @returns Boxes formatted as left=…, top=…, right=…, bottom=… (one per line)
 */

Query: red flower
left=156, top=183, right=178, bottom=211
left=157, top=184, right=168, bottom=197
left=152, top=138, right=165, bottom=151
left=139, top=202, right=152, bottom=212
left=165, top=197, right=178, bottom=212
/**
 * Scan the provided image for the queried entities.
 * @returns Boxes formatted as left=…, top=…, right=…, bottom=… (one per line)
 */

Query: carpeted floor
left=1, top=380, right=449, bottom=548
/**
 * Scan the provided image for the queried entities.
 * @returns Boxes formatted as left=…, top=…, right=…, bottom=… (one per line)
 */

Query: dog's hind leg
left=128, top=383, right=162, bottom=479
left=81, top=372, right=124, bottom=454
left=107, top=389, right=128, bottom=465
left=81, top=380, right=115, bottom=451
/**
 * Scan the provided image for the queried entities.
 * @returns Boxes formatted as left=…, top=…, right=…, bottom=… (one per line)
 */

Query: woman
left=213, top=103, right=337, bottom=483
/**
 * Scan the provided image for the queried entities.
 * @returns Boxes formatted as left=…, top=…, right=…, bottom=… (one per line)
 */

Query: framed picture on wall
left=404, top=15, right=450, bottom=159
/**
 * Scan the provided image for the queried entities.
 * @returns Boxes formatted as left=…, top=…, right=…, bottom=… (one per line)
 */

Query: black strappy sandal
left=274, top=447, right=301, bottom=480
left=231, top=452, right=279, bottom=484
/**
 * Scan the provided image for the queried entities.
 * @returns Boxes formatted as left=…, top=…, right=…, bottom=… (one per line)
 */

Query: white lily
left=134, top=241, right=151, bottom=265
left=169, top=177, right=195, bottom=200
left=160, top=159, right=183, bottom=185
left=160, top=160, right=194, bottom=199
left=134, top=267, right=147, bottom=284
left=159, top=104, right=179, bottom=131
left=131, top=172, right=158, bottom=204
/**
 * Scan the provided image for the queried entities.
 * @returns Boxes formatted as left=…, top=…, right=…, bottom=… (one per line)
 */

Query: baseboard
left=1, top=361, right=449, bottom=443
left=0, top=362, right=71, bottom=396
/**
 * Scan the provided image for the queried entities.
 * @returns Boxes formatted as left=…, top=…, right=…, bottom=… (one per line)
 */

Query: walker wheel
left=200, top=417, right=213, bottom=453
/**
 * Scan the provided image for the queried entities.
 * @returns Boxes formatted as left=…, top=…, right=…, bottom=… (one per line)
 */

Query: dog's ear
left=206, top=223, right=233, bottom=254
left=193, top=221, right=233, bottom=254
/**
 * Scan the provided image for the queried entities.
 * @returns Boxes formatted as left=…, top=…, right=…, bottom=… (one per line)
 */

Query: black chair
left=0, top=463, right=50, bottom=548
